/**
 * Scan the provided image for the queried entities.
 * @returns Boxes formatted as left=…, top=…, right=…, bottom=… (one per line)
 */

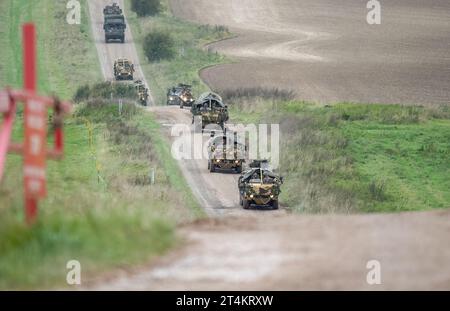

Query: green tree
left=143, top=30, right=175, bottom=62
left=131, top=0, right=161, bottom=17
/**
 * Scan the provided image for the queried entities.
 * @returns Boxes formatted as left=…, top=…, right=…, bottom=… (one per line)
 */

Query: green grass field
left=228, top=95, right=450, bottom=213
left=0, top=0, right=201, bottom=289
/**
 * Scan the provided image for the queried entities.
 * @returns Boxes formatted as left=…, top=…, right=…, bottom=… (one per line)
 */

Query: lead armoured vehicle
left=113, top=58, right=134, bottom=80
left=191, top=92, right=229, bottom=131
left=238, top=160, right=283, bottom=209
left=166, top=84, right=195, bottom=108
left=134, top=80, right=149, bottom=106
left=207, top=132, right=246, bottom=173
left=103, top=14, right=126, bottom=43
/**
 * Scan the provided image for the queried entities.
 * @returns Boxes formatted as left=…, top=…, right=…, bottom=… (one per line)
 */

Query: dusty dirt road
left=170, top=0, right=450, bottom=106
left=87, top=1, right=450, bottom=290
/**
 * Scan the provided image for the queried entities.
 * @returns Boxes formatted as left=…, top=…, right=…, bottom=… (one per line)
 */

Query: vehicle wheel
left=235, top=165, right=242, bottom=174
left=180, top=103, right=184, bottom=109
left=272, top=200, right=279, bottom=210
left=243, top=199, right=250, bottom=209
left=209, top=162, right=215, bottom=173
left=121, top=37, right=125, bottom=43
left=207, top=161, right=210, bottom=170
left=239, top=195, right=243, bottom=206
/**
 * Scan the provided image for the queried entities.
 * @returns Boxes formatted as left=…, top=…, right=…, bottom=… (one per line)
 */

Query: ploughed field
left=170, top=0, right=450, bottom=106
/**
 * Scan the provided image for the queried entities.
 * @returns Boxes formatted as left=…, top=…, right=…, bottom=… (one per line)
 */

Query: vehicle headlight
left=216, top=159, right=221, bottom=163
left=250, top=194, right=254, bottom=199
left=270, top=194, right=274, bottom=198
left=169, top=96, right=174, bottom=100
left=235, top=160, right=239, bottom=164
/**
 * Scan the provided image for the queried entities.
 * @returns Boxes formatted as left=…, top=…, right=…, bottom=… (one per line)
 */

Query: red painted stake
left=0, top=24, right=71, bottom=224
left=23, top=23, right=39, bottom=224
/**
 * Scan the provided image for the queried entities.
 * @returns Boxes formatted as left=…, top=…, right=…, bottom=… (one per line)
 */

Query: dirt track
left=170, top=0, right=450, bottom=106
left=87, top=1, right=450, bottom=290
left=88, top=0, right=153, bottom=104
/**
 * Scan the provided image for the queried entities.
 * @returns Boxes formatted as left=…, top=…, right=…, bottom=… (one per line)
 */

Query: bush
left=73, top=82, right=137, bottom=103
left=143, top=30, right=175, bottom=62
left=131, top=0, right=161, bottom=17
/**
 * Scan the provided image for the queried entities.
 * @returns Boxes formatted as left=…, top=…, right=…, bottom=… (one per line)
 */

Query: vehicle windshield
left=106, top=22, right=124, bottom=28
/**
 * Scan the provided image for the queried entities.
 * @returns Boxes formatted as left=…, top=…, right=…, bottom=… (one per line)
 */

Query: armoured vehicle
left=166, top=84, right=195, bottom=108
left=103, top=3, right=122, bottom=15
left=103, top=14, right=126, bottom=43
left=207, top=132, right=245, bottom=173
left=134, top=80, right=149, bottom=106
left=113, top=58, right=134, bottom=80
left=238, top=160, right=283, bottom=209
left=191, top=92, right=229, bottom=131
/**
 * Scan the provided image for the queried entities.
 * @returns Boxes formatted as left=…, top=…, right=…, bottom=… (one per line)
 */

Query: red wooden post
left=23, top=23, right=45, bottom=224
left=0, top=23, right=71, bottom=224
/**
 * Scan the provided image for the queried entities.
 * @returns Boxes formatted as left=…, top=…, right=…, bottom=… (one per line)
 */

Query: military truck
left=208, top=132, right=246, bottom=173
left=134, top=80, right=149, bottom=106
left=238, top=160, right=283, bottom=209
left=166, top=84, right=195, bottom=108
left=103, top=3, right=122, bottom=15
left=103, top=14, right=126, bottom=43
left=190, top=92, right=229, bottom=131
left=113, top=58, right=134, bottom=80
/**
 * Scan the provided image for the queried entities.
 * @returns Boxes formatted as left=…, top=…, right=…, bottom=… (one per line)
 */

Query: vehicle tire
left=239, top=195, right=243, bottom=206
left=180, top=103, right=184, bottom=109
left=209, top=161, right=215, bottom=173
left=243, top=199, right=250, bottom=209
left=207, top=161, right=210, bottom=170
left=272, top=200, right=279, bottom=210
left=235, top=165, right=242, bottom=174
left=121, top=37, right=124, bottom=43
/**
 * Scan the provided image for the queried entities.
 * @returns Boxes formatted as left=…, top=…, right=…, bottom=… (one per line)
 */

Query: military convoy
left=191, top=92, right=229, bottom=131
left=103, top=3, right=126, bottom=43
left=238, top=160, right=283, bottom=210
left=167, top=84, right=195, bottom=108
left=101, top=4, right=283, bottom=210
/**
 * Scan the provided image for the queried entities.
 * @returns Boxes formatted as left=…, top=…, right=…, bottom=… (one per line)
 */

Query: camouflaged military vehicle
left=166, top=84, right=195, bottom=108
left=114, top=58, right=134, bottom=80
left=103, top=14, right=126, bottom=43
left=207, top=132, right=246, bottom=173
left=191, top=92, right=229, bottom=131
left=238, top=160, right=283, bottom=209
left=134, top=80, right=149, bottom=106
left=103, top=3, right=122, bottom=15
